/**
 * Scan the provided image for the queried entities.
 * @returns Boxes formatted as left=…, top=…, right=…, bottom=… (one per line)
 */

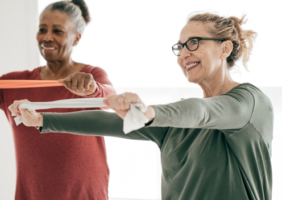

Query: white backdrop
left=0, top=0, right=281, bottom=200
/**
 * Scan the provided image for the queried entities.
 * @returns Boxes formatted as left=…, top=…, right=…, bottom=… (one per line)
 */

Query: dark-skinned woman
left=0, top=1, right=115, bottom=200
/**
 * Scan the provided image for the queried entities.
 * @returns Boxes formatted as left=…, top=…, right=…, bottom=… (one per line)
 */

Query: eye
left=38, top=28, right=46, bottom=33
left=190, top=39, right=199, bottom=45
left=54, top=29, right=63, bottom=33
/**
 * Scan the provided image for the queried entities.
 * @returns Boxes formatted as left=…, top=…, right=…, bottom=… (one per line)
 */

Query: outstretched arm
left=150, top=86, right=255, bottom=130
left=58, top=67, right=116, bottom=98
left=40, top=110, right=167, bottom=148
left=8, top=99, right=167, bottom=149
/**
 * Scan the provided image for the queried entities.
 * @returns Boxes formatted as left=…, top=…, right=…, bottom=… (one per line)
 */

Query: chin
left=186, top=75, right=200, bottom=84
left=43, top=56, right=57, bottom=62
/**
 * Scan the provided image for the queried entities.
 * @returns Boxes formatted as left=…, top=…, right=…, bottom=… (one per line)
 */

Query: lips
left=41, top=44, right=57, bottom=54
left=42, top=47, right=56, bottom=50
left=185, top=62, right=200, bottom=71
left=41, top=45, right=57, bottom=49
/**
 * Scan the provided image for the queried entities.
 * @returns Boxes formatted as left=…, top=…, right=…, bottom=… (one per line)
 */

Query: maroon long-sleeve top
left=0, top=65, right=116, bottom=200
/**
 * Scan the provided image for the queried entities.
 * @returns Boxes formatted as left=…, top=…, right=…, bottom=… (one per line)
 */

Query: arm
left=40, top=110, right=168, bottom=149
left=58, top=67, right=116, bottom=98
left=149, top=86, right=255, bottom=130
left=83, top=67, right=116, bottom=98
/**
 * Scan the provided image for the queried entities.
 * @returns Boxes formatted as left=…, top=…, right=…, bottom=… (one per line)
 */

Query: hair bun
left=71, top=0, right=90, bottom=24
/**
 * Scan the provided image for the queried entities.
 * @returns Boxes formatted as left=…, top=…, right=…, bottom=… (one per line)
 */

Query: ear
left=220, top=40, right=233, bottom=60
left=73, top=33, right=82, bottom=46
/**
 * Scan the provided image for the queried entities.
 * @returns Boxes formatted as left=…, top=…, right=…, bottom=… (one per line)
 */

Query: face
left=177, top=21, right=225, bottom=84
left=37, top=10, right=81, bottom=62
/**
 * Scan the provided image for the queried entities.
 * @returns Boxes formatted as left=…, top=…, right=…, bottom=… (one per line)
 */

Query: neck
left=198, top=67, right=240, bottom=98
left=44, top=58, right=76, bottom=79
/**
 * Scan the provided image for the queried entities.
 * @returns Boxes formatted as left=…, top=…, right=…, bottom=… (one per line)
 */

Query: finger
left=77, top=77, right=85, bottom=91
left=19, top=108, right=30, bottom=118
left=107, top=94, right=120, bottom=110
left=114, top=95, right=128, bottom=110
left=27, top=109, right=38, bottom=116
left=12, top=100, right=29, bottom=116
left=19, top=108, right=38, bottom=126
left=84, top=76, right=92, bottom=91
left=71, top=75, right=79, bottom=91
left=57, top=79, right=64, bottom=85
left=123, top=93, right=135, bottom=110
left=120, top=93, right=137, bottom=110
left=116, top=95, right=128, bottom=110
left=63, top=76, right=73, bottom=90
left=102, top=99, right=111, bottom=107
left=8, top=105, right=17, bottom=116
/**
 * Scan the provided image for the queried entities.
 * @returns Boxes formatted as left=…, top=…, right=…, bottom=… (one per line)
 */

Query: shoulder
left=231, top=83, right=272, bottom=106
left=224, top=83, right=268, bottom=103
left=0, top=67, right=40, bottom=80
left=81, top=65, right=108, bottom=76
left=233, top=83, right=273, bottom=128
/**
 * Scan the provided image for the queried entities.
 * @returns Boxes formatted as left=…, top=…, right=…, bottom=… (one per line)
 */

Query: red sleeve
left=85, top=67, right=116, bottom=98
left=0, top=73, right=10, bottom=111
left=0, top=78, right=3, bottom=110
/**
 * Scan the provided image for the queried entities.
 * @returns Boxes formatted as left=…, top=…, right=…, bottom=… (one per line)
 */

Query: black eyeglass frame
left=172, top=37, right=226, bottom=56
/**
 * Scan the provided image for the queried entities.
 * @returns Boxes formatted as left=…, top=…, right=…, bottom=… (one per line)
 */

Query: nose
left=43, top=31, right=53, bottom=42
left=180, top=45, right=192, bottom=59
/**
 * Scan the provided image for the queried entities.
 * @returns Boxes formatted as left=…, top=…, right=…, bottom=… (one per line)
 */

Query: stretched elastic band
left=0, top=80, right=62, bottom=89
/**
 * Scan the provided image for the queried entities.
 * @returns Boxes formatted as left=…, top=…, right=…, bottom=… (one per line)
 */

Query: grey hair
left=40, top=1, right=88, bottom=34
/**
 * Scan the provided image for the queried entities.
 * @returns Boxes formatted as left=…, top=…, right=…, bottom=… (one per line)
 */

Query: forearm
left=40, top=110, right=153, bottom=141
left=88, top=67, right=116, bottom=98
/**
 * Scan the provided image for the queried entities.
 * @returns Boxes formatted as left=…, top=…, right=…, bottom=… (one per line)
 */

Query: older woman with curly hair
left=10, top=13, right=272, bottom=200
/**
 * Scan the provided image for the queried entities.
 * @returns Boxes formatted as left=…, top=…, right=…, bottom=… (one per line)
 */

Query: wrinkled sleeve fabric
left=85, top=67, right=116, bottom=98
left=40, top=110, right=168, bottom=149
left=150, top=86, right=255, bottom=131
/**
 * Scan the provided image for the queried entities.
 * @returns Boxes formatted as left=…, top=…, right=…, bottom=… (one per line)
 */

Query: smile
left=41, top=46, right=56, bottom=50
left=185, top=62, right=200, bottom=71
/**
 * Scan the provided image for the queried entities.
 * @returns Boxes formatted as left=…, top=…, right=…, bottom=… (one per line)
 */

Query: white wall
left=0, top=0, right=39, bottom=199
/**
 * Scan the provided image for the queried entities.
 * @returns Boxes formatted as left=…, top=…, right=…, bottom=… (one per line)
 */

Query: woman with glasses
left=10, top=13, right=272, bottom=200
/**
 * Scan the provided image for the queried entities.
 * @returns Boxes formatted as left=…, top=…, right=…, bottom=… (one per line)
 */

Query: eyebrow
left=178, top=36, right=198, bottom=43
left=39, top=24, right=64, bottom=28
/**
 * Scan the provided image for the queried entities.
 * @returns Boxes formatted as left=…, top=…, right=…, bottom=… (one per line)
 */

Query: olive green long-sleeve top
left=40, top=83, right=273, bottom=200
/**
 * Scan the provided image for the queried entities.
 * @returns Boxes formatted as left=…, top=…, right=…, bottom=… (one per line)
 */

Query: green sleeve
left=40, top=110, right=168, bottom=149
left=150, top=86, right=254, bottom=131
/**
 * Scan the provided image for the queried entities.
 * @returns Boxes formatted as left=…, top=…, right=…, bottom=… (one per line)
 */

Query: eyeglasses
left=172, top=37, right=226, bottom=56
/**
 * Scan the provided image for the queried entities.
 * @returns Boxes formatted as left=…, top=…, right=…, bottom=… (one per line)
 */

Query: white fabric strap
left=14, top=98, right=149, bottom=134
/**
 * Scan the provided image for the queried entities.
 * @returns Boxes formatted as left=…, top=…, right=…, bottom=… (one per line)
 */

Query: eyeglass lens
left=172, top=38, right=200, bottom=56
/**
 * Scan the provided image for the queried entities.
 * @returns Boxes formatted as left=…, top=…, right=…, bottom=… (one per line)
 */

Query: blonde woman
left=10, top=13, right=272, bottom=200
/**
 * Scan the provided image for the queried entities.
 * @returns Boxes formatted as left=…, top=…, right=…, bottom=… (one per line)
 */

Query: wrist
left=36, top=113, right=43, bottom=128
left=144, top=105, right=155, bottom=122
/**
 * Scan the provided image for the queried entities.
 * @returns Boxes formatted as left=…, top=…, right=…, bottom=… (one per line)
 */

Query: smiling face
left=177, top=21, right=225, bottom=84
left=37, top=10, right=80, bottom=62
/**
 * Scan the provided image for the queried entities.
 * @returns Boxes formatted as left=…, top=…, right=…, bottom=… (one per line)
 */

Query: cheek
left=196, top=49, right=211, bottom=71
left=36, top=34, right=42, bottom=44
left=177, top=57, right=185, bottom=70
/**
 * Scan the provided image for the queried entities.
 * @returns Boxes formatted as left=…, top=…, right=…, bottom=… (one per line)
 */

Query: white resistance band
left=14, top=98, right=149, bottom=134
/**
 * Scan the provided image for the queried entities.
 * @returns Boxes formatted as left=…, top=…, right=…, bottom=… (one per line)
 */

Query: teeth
left=185, top=62, right=199, bottom=69
left=42, top=46, right=56, bottom=50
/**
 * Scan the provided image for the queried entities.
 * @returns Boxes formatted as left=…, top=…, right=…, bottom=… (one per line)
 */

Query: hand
left=102, top=92, right=155, bottom=121
left=58, top=72, right=97, bottom=96
left=8, top=99, right=43, bottom=127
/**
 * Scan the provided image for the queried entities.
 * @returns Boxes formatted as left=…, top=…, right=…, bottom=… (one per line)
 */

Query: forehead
left=39, top=10, right=71, bottom=26
left=179, top=21, right=212, bottom=43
